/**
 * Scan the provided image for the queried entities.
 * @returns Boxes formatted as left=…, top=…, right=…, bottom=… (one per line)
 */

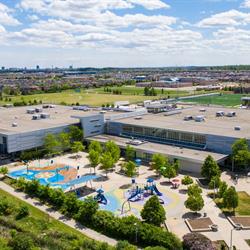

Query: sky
left=0, top=0, right=250, bottom=68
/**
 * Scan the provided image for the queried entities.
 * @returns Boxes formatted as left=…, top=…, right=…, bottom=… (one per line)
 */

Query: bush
left=0, top=166, right=8, bottom=175
left=181, top=176, right=193, bottom=185
left=0, top=197, right=13, bottom=216
left=16, top=205, right=29, bottom=220
left=183, top=233, right=215, bottom=250
left=9, top=233, right=34, bottom=250
left=116, top=241, right=137, bottom=250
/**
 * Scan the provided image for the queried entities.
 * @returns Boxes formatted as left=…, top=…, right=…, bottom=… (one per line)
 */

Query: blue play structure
left=94, top=188, right=108, bottom=205
left=145, top=178, right=163, bottom=196
left=127, top=178, right=163, bottom=202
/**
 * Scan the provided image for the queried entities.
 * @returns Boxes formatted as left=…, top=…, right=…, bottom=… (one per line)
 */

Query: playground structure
left=127, top=178, right=163, bottom=202
left=94, top=188, right=108, bottom=205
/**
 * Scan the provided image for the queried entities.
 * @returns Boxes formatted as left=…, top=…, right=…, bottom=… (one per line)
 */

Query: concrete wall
left=79, top=114, right=105, bottom=138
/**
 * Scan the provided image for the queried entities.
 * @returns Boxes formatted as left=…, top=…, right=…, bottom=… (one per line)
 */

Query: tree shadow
left=93, top=175, right=109, bottom=182
left=147, top=174, right=161, bottom=180
left=159, top=181, right=172, bottom=186
left=179, top=189, right=187, bottom=194
left=119, top=184, right=131, bottom=189
left=182, top=212, right=202, bottom=219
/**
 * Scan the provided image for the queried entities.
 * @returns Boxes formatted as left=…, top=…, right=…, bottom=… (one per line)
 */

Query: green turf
left=182, top=94, right=249, bottom=107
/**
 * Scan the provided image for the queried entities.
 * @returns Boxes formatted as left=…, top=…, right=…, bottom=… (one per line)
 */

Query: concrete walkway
left=202, top=192, right=250, bottom=250
left=0, top=181, right=117, bottom=247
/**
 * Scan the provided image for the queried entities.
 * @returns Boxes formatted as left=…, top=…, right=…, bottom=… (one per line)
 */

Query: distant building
left=36, top=65, right=40, bottom=70
left=1, top=66, right=5, bottom=71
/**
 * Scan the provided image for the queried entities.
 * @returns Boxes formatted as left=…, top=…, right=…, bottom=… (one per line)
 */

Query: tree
left=187, top=184, right=202, bottom=196
left=151, top=154, right=166, bottom=173
left=160, top=165, right=177, bottom=181
left=58, top=132, right=71, bottom=152
left=182, top=176, right=193, bottom=186
left=232, top=138, right=250, bottom=170
left=185, top=194, right=204, bottom=213
left=44, top=134, right=60, bottom=156
left=183, top=233, right=216, bottom=250
left=208, top=175, right=221, bottom=190
left=75, top=197, right=99, bottom=224
left=100, top=152, right=115, bottom=176
left=116, top=241, right=137, bottom=250
left=201, top=155, right=221, bottom=182
left=223, top=186, right=239, bottom=212
left=69, top=125, right=83, bottom=142
left=123, top=161, right=137, bottom=177
left=125, top=145, right=135, bottom=161
left=88, top=149, right=100, bottom=173
left=0, top=166, right=8, bottom=175
left=61, top=192, right=80, bottom=216
left=71, top=141, right=84, bottom=153
left=218, top=181, right=228, bottom=198
left=141, top=195, right=166, bottom=226
left=105, top=141, right=120, bottom=162
left=89, top=141, right=102, bottom=154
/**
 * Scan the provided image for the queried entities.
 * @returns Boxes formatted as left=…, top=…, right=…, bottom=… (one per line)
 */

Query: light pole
left=230, top=224, right=241, bottom=250
left=134, top=222, right=138, bottom=244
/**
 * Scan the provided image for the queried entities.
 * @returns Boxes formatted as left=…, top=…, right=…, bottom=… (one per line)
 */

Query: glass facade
left=121, top=124, right=206, bottom=149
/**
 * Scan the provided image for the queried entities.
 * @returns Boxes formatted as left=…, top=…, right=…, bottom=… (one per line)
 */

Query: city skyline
left=0, top=0, right=250, bottom=67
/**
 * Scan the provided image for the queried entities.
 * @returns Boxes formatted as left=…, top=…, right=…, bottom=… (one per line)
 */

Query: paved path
left=0, top=181, right=117, bottom=247
left=202, top=191, right=250, bottom=250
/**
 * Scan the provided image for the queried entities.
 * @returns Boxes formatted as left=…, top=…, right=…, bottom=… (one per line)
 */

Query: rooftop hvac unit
left=216, top=111, right=225, bottom=117
left=234, top=126, right=241, bottom=131
left=12, top=122, right=18, bottom=127
left=35, top=108, right=43, bottom=113
left=226, top=111, right=236, bottom=117
left=27, top=108, right=35, bottom=114
left=195, top=115, right=205, bottom=122
left=32, top=114, right=41, bottom=120
left=199, top=108, right=206, bottom=112
left=41, top=113, right=50, bottom=119
left=134, top=116, right=142, bottom=120
left=184, top=115, right=193, bottom=121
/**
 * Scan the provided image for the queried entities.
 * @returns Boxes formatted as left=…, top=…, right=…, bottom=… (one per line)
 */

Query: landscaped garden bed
left=228, top=216, right=250, bottom=230
left=185, top=217, right=215, bottom=232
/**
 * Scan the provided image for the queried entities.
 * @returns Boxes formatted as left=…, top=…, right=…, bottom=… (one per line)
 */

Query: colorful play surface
left=9, top=165, right=99, bottom=191
left=97, top=186, right=179, bottom=217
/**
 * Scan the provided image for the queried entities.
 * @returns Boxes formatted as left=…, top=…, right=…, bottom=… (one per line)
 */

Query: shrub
left=9, top=233, right=34, bottom=250
left=0, top=166, right=8, bottom=175
left=181, top=176, right=193, bottom=185
left=116, top=241, right=137, bottom=250
left=0, top=197, right=13, bottom=216
left=16, top=205, right=29, bottom=220
left=183, top=233, right=215, bottom=250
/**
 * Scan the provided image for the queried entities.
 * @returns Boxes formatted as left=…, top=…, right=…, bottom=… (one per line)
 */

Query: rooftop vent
left=195, top=115, right=205, bottom=122
left=27, top=108, right=35, bottom=114
left=41, top=113, right=50, bottom=119
left=134, top=116, right=142, bottom=120
left=199, top=108, right=206, bottom=112
left=35, top=108, right=43, bottom=113
left=32, top=114, right=41, bottom=120
left=216, top=111, right=224, bottom=117
left=226, top=111, right=236, bottom=117
left=234, top=126, right=241, bottom=131
left=184, top=115, right=193, bottom=121
left=12, top=122, right=18, bottom=127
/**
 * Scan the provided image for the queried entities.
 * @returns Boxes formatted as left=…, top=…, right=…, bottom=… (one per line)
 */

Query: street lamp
left=230, top=224, right=242, bottom=250
left=134, top=223, right=138, bottom=243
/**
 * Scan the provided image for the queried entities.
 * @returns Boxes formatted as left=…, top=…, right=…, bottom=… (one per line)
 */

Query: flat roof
left=87, top=134, right=227, bottom=163
left=114, top=106, right=250, bottom=138
left=0, top=105, right=117, bottom=135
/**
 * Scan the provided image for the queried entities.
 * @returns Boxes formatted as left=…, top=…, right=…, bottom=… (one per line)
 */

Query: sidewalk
left=202, top=192, right=250, bottom=250
left=0, top=181, right=117, bottom=246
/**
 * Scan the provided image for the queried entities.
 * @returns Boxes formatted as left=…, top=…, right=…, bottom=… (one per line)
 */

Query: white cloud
left=241, top=0, right=250, bottom=8
left=197, top=9, right=250, bottom=27
left=127, top=0, right=170, bottom=10
left=0, top=3, right=20, bottom=26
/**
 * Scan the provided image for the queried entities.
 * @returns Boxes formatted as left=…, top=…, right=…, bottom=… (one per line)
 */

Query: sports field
left=1, top=87, right=189, bottom=106
left=182, top=93, right=249, bottom=107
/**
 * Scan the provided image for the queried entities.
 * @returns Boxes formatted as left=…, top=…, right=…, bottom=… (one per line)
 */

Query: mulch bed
left=186, top=217, right=214, bottom=232
left=229, top=216, right=250, bottom=229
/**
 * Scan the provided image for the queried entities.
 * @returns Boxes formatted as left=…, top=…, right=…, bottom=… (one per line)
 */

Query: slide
left=153, top=185, right=162, bottom=196
left=128, top=188, right=141, bottom=201
left=99, top=194, right=108, bottom=205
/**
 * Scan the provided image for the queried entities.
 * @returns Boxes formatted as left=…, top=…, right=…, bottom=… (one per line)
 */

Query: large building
left=0, top=104, right=249, bottom=173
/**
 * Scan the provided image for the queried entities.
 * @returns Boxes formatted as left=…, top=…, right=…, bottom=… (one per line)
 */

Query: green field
left=182, top=93, right=249, bottom=107
left=0, top=87, right=190, bottom=106
left=0, top=188, right=113, bottom=250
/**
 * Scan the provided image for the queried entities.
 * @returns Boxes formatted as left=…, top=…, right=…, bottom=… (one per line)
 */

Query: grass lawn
left=182, top=93, right=250, bottom=107
left=215, top=191, right=250, bottom=216
left=0, top=188, right=113, bottom=250
left=0, top=87, right=191, bottom=107
left=246, top=239, right=250, bottom=246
